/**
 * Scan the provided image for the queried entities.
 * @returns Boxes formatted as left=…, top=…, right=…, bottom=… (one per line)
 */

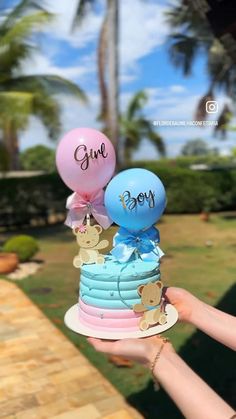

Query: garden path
left=0, top=280, right=143, bottom=419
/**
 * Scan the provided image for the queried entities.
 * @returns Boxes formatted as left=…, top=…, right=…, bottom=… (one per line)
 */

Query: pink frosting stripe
left=79, top=306, right=140, bottom=328
left=79, top=298, right=141, bottom=319
left=78, top=312, right=140, bottom=332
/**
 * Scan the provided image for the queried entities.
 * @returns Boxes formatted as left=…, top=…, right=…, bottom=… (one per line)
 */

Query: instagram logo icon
left=206, top=101, right=218, bottom=114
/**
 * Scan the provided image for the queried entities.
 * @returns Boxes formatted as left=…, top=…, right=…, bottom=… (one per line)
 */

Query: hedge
left=0, top=173, right=70, bottom=228
left=127, top=162, right=236, bottom=214
left=0, top=166, right=235, bottom=228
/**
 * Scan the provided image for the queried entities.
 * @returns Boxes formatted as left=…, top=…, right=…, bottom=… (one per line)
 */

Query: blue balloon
left=104, top=168, right=166, bottom=231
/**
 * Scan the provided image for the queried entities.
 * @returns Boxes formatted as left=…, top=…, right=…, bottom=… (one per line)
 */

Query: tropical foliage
left=0, top=0, right=86, bottom=170
left=120, top=91, right=165, bottom=164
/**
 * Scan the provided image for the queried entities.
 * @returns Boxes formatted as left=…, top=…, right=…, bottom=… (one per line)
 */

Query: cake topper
left=104, top=168, right=166, bottom=232
left=73, top=216, right=109, bottom=268
left=56, top=128, right=116, bottom=265
left=104, top=168, right=166, bottom=263
left=119, top=189, right=155, bottom=210
left=133, top=281, right=167, bottom=331
left=56, top=127, right=116, bottom=195
left=74, top=142, right=108, bottom=171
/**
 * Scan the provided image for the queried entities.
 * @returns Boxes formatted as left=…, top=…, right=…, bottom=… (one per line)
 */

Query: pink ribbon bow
left=65, top=189, right=112, bottom=230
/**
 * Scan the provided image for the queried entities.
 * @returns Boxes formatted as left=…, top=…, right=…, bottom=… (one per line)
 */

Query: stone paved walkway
left=0, top=280, right=143, bottom=419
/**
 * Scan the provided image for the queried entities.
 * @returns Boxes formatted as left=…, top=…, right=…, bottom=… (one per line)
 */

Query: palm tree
left=166, top=1, right=236, bottom=133
left=120, top=91, right=165, bottom=165
left=0, top=0, right=86, bottom=170
left=73, top=0, right=119, bottom=163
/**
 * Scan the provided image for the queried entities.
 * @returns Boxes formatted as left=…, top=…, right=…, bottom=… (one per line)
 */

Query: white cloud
left=120, top=0, right=168, bottom=80
left=56, top=92, right=100, bottom=134
left=40, top=0, right=169, bottom=83
left=18, top=51, right=96, bottom=82
left=17, top=0, right=170, bottom=95
left=44, top=0, right=103, bottom=48
left=45, top=0, right=78, bottom=33
left=169, top=85, right=187, bottom=93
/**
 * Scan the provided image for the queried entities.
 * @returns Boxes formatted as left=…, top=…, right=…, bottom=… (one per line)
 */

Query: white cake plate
left=64, top=303, right=178, bottom=340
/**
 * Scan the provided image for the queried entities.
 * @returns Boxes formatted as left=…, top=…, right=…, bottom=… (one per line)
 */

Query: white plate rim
left=64, top=303, right=178, bottom=340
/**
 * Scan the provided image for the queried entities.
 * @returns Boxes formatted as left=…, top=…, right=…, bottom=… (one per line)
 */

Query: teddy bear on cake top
left=73, top=223, right=109, bottom=268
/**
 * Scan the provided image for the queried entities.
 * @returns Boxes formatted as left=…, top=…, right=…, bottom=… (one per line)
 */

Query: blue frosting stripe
left=81, top=257, right=160, bottom=281
left=79, top=255, right=161, bottom=310
left=80, top=282, right=141, bottom=300
left=81, top=295, right=140, bottom=309
left=80, top=272, right=160, bottom=291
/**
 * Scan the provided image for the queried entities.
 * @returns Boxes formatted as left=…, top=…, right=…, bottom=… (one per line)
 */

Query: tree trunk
left=106, top=0, right=120, bottom=168
left=124, top=138, right=132, bottom=166
left=3, top=121, right=20, bottom=170
left=97, top=12, right=109, bottom=126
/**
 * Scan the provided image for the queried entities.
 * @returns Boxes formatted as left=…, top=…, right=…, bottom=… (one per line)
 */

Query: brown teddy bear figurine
left=133, top=281, right=167, bottom=331
left=73, top=224, right=109, bottom=268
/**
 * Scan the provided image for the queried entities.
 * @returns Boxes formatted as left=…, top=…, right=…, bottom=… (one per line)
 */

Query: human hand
left=87, top=335, right=174, bottom=368
left=164, top=287, right=201, bottom=323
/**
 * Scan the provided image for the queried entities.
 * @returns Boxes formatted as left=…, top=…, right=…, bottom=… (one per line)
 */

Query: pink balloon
left=56, top=128, right=116, bottom=196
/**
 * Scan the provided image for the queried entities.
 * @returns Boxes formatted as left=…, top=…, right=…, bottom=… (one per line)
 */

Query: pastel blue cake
left=78, top=256, right=161, bottom=331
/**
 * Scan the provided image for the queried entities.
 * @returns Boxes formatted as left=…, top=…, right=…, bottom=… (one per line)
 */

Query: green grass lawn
left=2, top=214, right=236, bottom=419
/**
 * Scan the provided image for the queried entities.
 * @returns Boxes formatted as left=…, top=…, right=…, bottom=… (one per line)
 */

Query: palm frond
left=137, top=119, right=166, bottom=156
left=166, top=1, right=214, bottom=77
left=165, top=3, right=190, bottom=28
left=120, top=90, right=164, bottom=163
left=3, top=75, right=87, bottom=102
left=0, top=43, right=35, bottom=80
left=207, top=39, right=233, bottom=90
left=0, top=88, right=60, bottom=140
left=147, top=130, right=166, bottom=157
left=135, top=117, right=152, bottom=133
left=0, top=91, right=33, bottom=130
left=2, top=0, right=47, bottom=28
left=0, top=74, right=87, bottom=140
left=71, top=0, right=95, bottom=29
left=166, top=2, right=212, bottom=43
left=126, top=91, right=148, bottom=120
left=33, top=91, right=61, bottom=140
left=0, top=11, right=52, bottom=46
left=168, top=34, right=199, bottom=76
left=214, top=104, right=233, bottom=139
left=195, top=89, right=214, bottom=121
left=0, top=9, right=51, bottom=76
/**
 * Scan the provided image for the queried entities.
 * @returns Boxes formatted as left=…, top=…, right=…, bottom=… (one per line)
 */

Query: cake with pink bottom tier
left=78, top=256, right=162, bottom=332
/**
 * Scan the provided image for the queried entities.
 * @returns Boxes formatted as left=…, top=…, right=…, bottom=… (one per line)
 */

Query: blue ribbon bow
left=111, top=226, right=164, bottom=263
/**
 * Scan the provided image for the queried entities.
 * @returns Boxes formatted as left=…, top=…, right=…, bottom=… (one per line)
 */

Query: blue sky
left=20, top=0, right=236, bottom=158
